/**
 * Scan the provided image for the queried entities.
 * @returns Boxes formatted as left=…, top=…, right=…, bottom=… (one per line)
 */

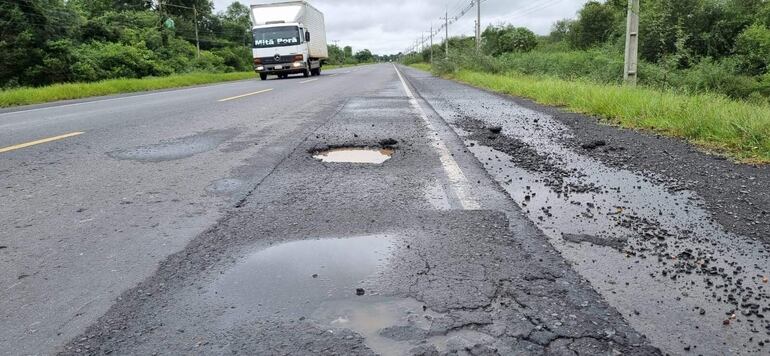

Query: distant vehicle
left=250, top=1, right=328, bottom=80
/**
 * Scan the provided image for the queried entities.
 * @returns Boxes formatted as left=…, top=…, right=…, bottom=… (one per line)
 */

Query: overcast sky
left=213, top=0, right=590, bottom=54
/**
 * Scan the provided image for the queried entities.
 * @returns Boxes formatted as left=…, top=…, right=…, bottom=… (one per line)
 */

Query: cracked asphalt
left=1, top=63, right=766, bottom=355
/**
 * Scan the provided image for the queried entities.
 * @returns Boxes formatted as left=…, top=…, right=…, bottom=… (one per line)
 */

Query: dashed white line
left=393, top=64, right=481, bottom=210
left=299, top=78, right=319, bottom=84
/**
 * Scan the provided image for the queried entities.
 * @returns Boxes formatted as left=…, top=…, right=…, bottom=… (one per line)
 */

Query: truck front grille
left=260, top=55, right=294, bottom=65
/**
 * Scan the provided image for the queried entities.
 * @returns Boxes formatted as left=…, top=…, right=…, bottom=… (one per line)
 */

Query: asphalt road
left=1, top=64, right=767, bottom=355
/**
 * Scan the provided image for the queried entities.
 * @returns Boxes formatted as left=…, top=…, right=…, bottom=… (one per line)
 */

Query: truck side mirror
left=305, top=31, right=311, bottom=41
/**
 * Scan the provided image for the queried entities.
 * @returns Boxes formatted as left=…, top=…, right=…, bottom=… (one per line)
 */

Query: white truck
left=250, top=1, right=328, bottom=80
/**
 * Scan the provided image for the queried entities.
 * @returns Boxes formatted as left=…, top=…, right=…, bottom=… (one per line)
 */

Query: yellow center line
left=218, top=88, right=273, bottom=102
left=299, top=78, right=319, bottom=84
left=0, top=132, right=84, bottom=154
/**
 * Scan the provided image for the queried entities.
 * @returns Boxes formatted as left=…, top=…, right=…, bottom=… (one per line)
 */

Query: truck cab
left=253, top=23, right=319, bottom=80
left=250, top=1, right=328, bottom=81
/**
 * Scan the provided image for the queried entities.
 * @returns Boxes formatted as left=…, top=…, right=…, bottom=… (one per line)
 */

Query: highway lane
left=3, top=64, right=663, bottom=355
left=0, top=65, right=377, bottom=355
left=57, top=64, right=657, bottom=355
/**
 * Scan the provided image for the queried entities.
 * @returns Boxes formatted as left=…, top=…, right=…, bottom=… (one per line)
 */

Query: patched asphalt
left=401, top=66, right=769, bottom=354
left=7, top=63, right=766, bottom=355
left=59, top=65, right=658, bottom=355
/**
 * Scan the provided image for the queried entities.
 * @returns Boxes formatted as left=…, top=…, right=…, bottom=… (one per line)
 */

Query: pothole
left=210, top=235, right=395, bottom=319
left=312, top=147, right=394, bottom=164
left=313, top=298, right=504, bottom=355
left=108, top=129, right=238, bottom=162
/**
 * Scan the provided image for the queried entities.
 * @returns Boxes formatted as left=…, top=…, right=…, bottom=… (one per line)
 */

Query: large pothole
left=210, top=235, right=395, bottom=320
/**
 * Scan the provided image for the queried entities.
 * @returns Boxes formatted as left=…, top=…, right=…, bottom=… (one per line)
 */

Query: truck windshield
left=252, top=26, right=300, bottom=48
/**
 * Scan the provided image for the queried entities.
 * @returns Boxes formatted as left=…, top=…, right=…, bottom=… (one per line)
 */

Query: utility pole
left=623, top=0, right=640, bottom=85
left=159, top=2, right=200, bottom=58
left=193, top=5, right=200, bottom=58
left=476, top=0, right=481, bottom=52
left=430, top=24, right=434, bottom=64
left=442, top=9, right=449, bottom=59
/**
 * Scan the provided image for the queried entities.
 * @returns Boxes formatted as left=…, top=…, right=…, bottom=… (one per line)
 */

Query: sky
left=213, top=0, right=590, bottom=55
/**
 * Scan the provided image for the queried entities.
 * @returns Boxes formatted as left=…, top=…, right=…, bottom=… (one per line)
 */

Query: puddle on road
left=313, top=298, right=504, bottom=356
left=313, top=147, right=394, bottom=164
left=108, top=129, right=238, bottom=162
left=211, top=235, right=394, bottom=319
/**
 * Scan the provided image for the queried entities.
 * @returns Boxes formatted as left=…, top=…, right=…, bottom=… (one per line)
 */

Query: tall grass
left=0, top=71, right=256, bottom=108
left=448, top=70, right=770, bottom=163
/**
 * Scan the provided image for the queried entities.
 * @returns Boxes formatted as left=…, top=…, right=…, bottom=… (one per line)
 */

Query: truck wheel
left=259, top=73, right=268, bottom=81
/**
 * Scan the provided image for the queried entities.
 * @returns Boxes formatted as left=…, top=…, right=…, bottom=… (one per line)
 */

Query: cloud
left=213, top=0, right=589, bottom=54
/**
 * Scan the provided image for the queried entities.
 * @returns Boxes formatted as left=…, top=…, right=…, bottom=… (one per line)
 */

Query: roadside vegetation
left=0, top=0, right=388, bottom=107
left=407, top=0, right=770, bottom=162
left=0, top=71, right=255, bottom=108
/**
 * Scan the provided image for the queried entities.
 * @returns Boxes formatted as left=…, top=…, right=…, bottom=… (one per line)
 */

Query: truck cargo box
left=250, top=1, right=328, bottom=59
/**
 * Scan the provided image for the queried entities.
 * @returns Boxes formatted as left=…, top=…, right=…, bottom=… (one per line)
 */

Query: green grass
left=409, top=63, right=432, bottom=72
left=0, top=71, right=257, bottom=108
left=410, top=63, right=770, bottom=163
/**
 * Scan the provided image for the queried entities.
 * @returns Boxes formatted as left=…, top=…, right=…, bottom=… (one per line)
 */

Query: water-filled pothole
left=211, top=235, right=394, bottom=319
left=313, top=147, right=394, bottom=164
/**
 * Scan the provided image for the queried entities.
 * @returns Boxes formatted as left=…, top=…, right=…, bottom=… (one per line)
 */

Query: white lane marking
left=393, top=64, right=481, bottom=210
left=0, top=80, right=260, bottom=118
left=299, top=78, right=319, bottom=84
left=217, top=88, right=273, bottom=102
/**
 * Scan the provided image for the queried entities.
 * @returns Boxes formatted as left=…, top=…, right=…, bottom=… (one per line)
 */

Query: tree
left=354, top=49, right=374, bottom=63
left=483, top=25, right=538, bottom=55
left=568, top=1, right=619, bottom=49
left=327, top=44, right=345, bottom=64
left=548, top=19, right=573, bottom=43
left=735, top=24, right=770, bottom=76
left=71, top=0, right=151, bottom=16
left=219, top=2, right=251, bottom=46
left=343, top=46, right=353, bottom=58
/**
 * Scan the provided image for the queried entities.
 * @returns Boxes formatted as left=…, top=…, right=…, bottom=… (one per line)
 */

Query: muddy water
left=313, top=298, right=510, bottom=356
left=451, top=106, right=769, bottom=354
left=313, top=147, right=394, bottom=164
left=210, top=235, right=394, bottom=320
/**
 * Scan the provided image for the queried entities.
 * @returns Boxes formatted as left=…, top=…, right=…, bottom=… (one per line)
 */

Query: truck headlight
left=293, top=62, right=302, bottom=68
left=256, top=66, right=264, bottom=71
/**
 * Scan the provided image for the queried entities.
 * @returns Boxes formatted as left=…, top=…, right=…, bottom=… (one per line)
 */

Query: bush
left=71, top=42, right=171, bottom=82
left=735, top=24, right=770, bottom=76
left=432, top=58, right=458, bottom=75
left=483, top=25, right=538, bottom=56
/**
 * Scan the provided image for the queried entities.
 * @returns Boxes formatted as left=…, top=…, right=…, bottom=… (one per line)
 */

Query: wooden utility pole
left=430, top=24, right=434, bottom=64
left=159, top=2, right=200, bottom=58
left=624, top=0, right=640, bottom=85
left=193, top=5, right=200, bottom=58
left=442, top=9, right=449, bottom=59
left=476, top=0, right=481, bottom=52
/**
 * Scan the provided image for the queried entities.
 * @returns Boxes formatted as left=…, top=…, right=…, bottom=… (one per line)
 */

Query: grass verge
left=0, top=71, right=256, bottom=108
left=409, top=63, right=432, bottom=72
left=409, top=64, right=770, bottom=163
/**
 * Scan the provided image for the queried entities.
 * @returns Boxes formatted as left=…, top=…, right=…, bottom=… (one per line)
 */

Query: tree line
left=0, top=0, right=383, bottom=89
left=409, top=0, right=770, bottom=100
